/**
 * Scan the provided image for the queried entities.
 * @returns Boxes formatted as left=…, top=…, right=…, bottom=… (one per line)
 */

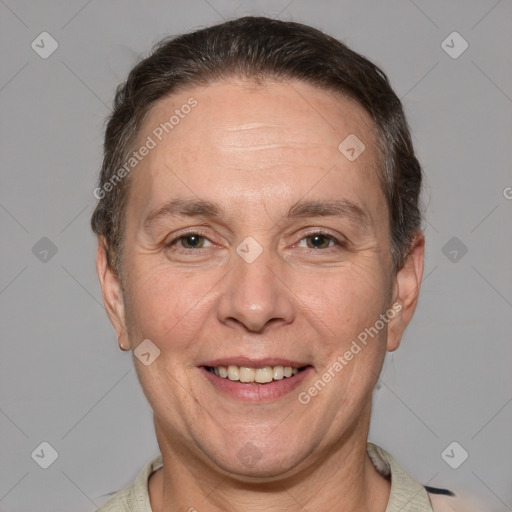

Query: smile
left=200, top=361, right=313, bottom=402
left=206, top=365, right=302, bottom=383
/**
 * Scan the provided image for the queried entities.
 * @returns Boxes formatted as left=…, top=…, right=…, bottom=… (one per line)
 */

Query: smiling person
left=92, top=16, right=467, bottom=512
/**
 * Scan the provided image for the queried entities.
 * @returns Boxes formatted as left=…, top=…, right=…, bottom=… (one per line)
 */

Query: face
left=98, top=79, right=424, bottom=478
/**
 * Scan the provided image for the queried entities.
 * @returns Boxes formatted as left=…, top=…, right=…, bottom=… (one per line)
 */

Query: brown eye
left=305, top=233, right=335, bottom=249
left=179, top=234, right=206, bottom=249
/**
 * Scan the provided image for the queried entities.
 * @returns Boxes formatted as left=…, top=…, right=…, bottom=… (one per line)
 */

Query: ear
left=96, top=238, right=130, bottom=350
left=387, top=232, right=425, bottom=352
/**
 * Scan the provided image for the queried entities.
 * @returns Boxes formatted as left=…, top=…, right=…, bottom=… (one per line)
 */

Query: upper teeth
left=210, top=365, right=299, bottom=383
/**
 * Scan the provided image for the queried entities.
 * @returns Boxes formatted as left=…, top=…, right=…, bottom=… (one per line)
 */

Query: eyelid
left=164, top=227, right=347, bottom=251
left=300, top=228, right=340, bottom=238
left=296, top=228, right=346, bottom=246
left=164, top=228, right=213, bottom=247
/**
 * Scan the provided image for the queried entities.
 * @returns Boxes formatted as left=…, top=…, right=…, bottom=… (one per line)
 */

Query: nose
left=216, top=247, right=295, bottom=333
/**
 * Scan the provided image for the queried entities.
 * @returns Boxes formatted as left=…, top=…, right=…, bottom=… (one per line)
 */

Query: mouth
left=205, top=364, right=305, bottom=383
left=199, top=359, right=313, bottom=402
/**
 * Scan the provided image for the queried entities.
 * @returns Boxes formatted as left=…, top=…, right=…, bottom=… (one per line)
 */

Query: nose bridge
left=218, top=241, right=294, bottom=331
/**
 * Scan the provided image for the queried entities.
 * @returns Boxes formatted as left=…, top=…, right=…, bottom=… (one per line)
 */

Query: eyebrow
left=143, top=198, right=370, bottom=231
left=144, top=198, right=223, bottom=230
left=286, top=199, right=370, bottom=228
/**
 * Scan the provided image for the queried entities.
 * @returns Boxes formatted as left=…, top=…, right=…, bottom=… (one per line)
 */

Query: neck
left=149, top=413, right=390, bottom=512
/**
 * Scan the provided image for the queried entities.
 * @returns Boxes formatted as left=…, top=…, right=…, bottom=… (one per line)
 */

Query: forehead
left=128, top=79, right=385, bottom=225
left=141, top=79, right=378, bottom=157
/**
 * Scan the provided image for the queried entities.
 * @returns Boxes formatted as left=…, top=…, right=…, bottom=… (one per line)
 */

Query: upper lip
left=200, top=357, right=311, bottom=368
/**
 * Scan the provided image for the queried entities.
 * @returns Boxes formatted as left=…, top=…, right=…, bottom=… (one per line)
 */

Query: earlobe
left=386, top=233, right=425, bottom=352
left=96, top=238, right=130, bottom=351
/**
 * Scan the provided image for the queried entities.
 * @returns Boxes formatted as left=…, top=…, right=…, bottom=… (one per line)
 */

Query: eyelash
left=165, top=229, right=211, bottom=249
left=297, top=231, right=345, bottom=250
left=165, top=229, right=346, bottom=252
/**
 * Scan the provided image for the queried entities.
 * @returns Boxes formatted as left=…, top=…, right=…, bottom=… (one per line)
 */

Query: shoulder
left=96, top=455, right=163, bottom=512
left=367, top=443, right=433, bottom=511
left=96, top=487, right=135, bottom=512
left=367, top=443, right=481, bottom=512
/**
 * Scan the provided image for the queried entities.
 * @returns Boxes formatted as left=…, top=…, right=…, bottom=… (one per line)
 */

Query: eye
left=166, top=232, right=212, bottom=249
left=298, top=232, right=341, bottom=250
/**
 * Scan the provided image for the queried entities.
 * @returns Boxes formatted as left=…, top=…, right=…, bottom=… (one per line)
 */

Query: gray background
left=1, top=0, right=511, bottom=510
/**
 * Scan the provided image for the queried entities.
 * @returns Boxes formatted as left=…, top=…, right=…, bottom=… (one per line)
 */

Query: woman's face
left=99, top=79, right=423, bottom=478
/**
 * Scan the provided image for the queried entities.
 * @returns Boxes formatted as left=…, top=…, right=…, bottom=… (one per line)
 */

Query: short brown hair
left=91, top=16, right=422, bottom=276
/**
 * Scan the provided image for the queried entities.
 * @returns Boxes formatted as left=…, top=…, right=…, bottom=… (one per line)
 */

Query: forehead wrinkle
left=220, top=144, right=319, bottom=152
left=212, top=121, right=327, bottom=149
left=222, top=122, right=284, bottom=131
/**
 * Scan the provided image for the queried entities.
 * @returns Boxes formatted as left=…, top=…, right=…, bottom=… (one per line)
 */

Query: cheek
left=295, top=261, right=390, bottom=338
left=123, top=264, right=213, bottom=351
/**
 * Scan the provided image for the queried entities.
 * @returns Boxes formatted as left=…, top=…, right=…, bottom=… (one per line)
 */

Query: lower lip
left=200, top=367, right=314, bottom=402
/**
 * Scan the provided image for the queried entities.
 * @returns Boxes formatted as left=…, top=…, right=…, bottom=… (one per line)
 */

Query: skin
left=97, top=79, right=424, bottom=512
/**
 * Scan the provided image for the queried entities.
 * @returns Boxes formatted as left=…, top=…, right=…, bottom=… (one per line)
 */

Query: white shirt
left=97, top=443, right=470, bottom=511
